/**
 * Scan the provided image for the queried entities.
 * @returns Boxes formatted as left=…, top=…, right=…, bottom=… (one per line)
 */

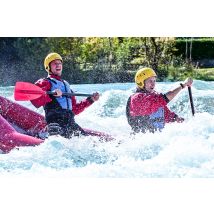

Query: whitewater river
left=0, top=80, right=214, bottom=178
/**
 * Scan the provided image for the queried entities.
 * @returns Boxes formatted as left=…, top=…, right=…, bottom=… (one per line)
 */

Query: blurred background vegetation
left=0, top=37, right=214, bottom=86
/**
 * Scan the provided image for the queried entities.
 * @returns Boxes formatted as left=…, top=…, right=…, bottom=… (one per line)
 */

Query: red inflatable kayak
left=0, top=96, right=114, bottom=153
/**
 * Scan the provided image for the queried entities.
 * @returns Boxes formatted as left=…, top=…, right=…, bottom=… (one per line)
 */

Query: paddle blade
left=14, top=82, right=45, bottom=101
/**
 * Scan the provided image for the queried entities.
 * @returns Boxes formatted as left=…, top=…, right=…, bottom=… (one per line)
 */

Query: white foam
left=0, top=81, right=213, bottom=178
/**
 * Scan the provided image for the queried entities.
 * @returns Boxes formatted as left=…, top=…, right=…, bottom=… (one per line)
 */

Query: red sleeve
left=30, top=79, right=52, bottom=108
left=72, top=96, right=94, bottom=115
left=130, top=92, right=167, bottom=116
left=164, top=106, right=178, bottom=123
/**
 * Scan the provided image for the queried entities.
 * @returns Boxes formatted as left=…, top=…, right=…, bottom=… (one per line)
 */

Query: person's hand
left=53, top=89, right=62, bottom=97
left=183, top=77, right=193, bottom=88
left=176, top=117, right=184, bottom=123
left=91, top=92, right=100, bottom=101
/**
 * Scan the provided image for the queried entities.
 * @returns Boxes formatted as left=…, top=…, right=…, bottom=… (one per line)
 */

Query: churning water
left=0, top=80, right=214, bottom=178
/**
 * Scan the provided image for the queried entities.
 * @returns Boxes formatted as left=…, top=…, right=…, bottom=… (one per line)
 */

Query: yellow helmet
left=135, top=67, right=157, bottom=88
left=44, top=53, right=63, bottom=72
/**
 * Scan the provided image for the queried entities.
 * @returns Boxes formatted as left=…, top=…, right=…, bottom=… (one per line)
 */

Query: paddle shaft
left=188, top=86, right=195, bottom=116
left=47, top=91, right=92, bottom=97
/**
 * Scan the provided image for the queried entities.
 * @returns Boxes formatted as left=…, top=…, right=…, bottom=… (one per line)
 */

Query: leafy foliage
left=0, top=37, right=212, bottom=86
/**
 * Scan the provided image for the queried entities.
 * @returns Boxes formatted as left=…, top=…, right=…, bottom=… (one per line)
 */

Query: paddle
left=188, top=86, right=195, bottom=116
left=14, top=82, right=93, bottom=101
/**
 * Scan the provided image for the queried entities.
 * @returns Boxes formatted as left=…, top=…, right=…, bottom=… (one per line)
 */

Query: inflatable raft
left=0, top=95, right=113, bottom=153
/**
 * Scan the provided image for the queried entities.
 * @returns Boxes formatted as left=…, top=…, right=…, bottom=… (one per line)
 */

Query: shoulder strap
left=45, top=77, right=57, bottom=84
left=62, top=79, right=74, bottom=93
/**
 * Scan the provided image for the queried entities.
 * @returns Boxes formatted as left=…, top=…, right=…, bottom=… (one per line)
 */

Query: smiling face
left=49, top=59, right=63, bottom=76
left=144, top=76, right=156, bottom=92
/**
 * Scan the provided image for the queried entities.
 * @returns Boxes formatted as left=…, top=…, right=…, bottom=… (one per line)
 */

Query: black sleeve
left=162, top=94, right=170, bottom=103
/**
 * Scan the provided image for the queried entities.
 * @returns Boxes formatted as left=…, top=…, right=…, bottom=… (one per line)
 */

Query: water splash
left=0, top=81, right=214, bottom=177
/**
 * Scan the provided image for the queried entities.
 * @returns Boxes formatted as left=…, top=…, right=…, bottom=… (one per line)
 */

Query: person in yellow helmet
left=31, top=53, right=100, bottom=138
left=126, top=67, right=193, bottom=133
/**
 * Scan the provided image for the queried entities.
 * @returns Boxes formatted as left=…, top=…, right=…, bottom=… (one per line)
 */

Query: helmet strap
left=48, top=68, right=53, bottom=75
left=48, top=64, right=54, bottom=75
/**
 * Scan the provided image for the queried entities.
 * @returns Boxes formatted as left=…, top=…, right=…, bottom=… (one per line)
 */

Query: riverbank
left=168, top=67, right=214, bottom=81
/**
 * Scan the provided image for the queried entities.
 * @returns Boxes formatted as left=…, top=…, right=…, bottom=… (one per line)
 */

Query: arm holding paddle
left=27, top=78, right=99, bottom=111
left=14, top=80, right=99, bottom=109
left=166, top=77, right=194, bottom=122
left=165, top=77, right=193, bottom=101
left=166, top=77, right=193, bottom=122
left=53, top=88, right=99, bottom=101
left=52, top=87, right=100, bottom=115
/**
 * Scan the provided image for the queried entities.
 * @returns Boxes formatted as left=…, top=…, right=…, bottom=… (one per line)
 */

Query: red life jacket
left=126, top=88, right=178, bottom=133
